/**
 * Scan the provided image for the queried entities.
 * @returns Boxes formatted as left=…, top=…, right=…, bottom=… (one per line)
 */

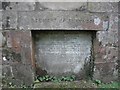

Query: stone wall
left=92, top=3, right=119, bottom=83
left=0, top=2, right=119, bottom=86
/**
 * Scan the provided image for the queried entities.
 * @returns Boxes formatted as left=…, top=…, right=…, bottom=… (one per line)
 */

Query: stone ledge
left=38, top=2, right=87, bottom=11
left=34, top=81, right=97, bottom=88
left=18, top=11, right=109, bottom=30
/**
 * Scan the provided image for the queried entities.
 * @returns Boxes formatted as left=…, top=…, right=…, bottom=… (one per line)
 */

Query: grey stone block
left=0, top=65, right=2, bottom=84
left=0, top=49, right=2, bottom=65
left=2, top=65, right=13, bottom=77
left=0, top=11, right=2, bottom=30
left=0, top=1, right=2, bottom=10
left=0, top=31, right=2, bottom=48
left=88, top=2, right=118, bottom=12
left=2, top=11, right=17, bottom=29
left=12, top=63, right=34, bottom=86
left=118, top=1, right=120, bottom=14
left=93, top=62, right=118, bottom=83
left=18, top=11, right=109, bottom=30
left=2, top=2, right=35, bottom=11
left=38, top=2, right=87, bottom=11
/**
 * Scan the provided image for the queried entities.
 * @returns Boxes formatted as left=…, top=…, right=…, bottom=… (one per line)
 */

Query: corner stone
left=88, top=2, right=118, bottom=12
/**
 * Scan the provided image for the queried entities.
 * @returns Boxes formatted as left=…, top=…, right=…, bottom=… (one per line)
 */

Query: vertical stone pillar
left=88, top=2, right=119, bottom=83
left=0, top=3, right=2, bottom=88
left=1, top=2, right=36, bottom=87
left=118, top=1, right=120, bottom=83
left=2, top=31, right=34, bottom=86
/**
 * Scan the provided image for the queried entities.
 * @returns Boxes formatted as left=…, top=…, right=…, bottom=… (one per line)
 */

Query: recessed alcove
left=32, top=30, right=95, bottom=79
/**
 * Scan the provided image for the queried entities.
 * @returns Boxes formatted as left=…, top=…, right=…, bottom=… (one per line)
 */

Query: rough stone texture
left=0, top=67, right=1, bottom=81
left=1, top=2, right=119, bottom=86
left=0, top=11, right=2, bottom=30
left=2, top=30, right=34, bottom=86
left=2, top=2, right=35, bottom=11
left=2, top=11, right=17, bottom=29
left=18, top=11, right=109, bottom=30
left=118, top=1, right=120, bottom=82
left=93, top=13, right=118, bottom=82
left=88, top=2, right=118, bottom=12
left=0, top=31, right=3, bottom=48
left=33, top=31, right=93, bottom=78
left=93, top=62, right=118, bottom=83
left=0, top=1, right=2, bottom=10
left=0, top=31, right=2, bottom=86
left=38, top=2, right=87, bottom=11
left=0, top=48, right=1, bottom=58
left=2, top=65, right=13, bottom=77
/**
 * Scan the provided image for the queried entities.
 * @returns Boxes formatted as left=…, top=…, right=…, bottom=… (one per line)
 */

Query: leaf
left=34, top=79, right=39, bottom=83
left=45, top=75, right=49, bottom=78
left=39, top=77, right=44, bottom=82
left=42, top=76, right=45, bottom=80
left=94, top=80, right=102, bottom=85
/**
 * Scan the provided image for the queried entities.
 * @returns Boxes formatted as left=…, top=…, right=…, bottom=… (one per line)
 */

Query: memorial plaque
left=19, top=11, right=109, bottom=30
left=33, top=31, right=92, bottom=76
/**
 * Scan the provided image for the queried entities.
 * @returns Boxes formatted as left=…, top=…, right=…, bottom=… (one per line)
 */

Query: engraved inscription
left=34, top=31, right=92, bottom=75
left=19, top=11, right=108, bottom=30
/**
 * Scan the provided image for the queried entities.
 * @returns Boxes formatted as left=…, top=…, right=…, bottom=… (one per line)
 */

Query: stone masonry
left=0, top=2, right=119, bottom=86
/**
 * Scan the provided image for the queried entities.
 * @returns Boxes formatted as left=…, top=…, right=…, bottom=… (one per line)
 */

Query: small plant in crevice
left=93, top=79, right=102, bottom=85
left=36, top=75, right=76, bottom=83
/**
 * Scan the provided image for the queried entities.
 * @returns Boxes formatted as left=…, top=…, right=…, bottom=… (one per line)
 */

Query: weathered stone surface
left=88, top=2, right=118, bottom=12
left=106, top=46, right=118, bottom=62
left=119, top=2, right=120, bottom=83
left=11, top=63, right=34, bottom=86
left=1, top=2, right=119, bottom=85
left=0, top=1, right=2, bottom=10
left=118, top=2, right=120, bottom=14
left=33, top=31, right=93, bottom=78
left=0, top=11, right=2, bottom=30
left=0, top=48, right=2, bottom=65
left=2, top=11, right=17, bottom=29
left=2, top=2, right=35, bottom=11
left=94, top=45, right=118, bottom=63
left=2, top=30, right=34, bottom=86
left=20, top=31, right=33, bottom=65
left=93, top=62, right=118, bottom=83
left=2, top=65, right=13, bottom=77
left=96, top=14, right=118, bottom=46
left=0, top=31, right=2, bottom=48
left=0, top=65, right=2, bottom=79
left=109, top=14, right=118, bottom=30
left=18, top=11, right=109, bottom=30
left=93, top=12, right=118, bottom=82
left=38, top=2, right=87, bottom=10
left=6, top=31, right=21, bottom=51
left=2, top=48, right=21, bottom=65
